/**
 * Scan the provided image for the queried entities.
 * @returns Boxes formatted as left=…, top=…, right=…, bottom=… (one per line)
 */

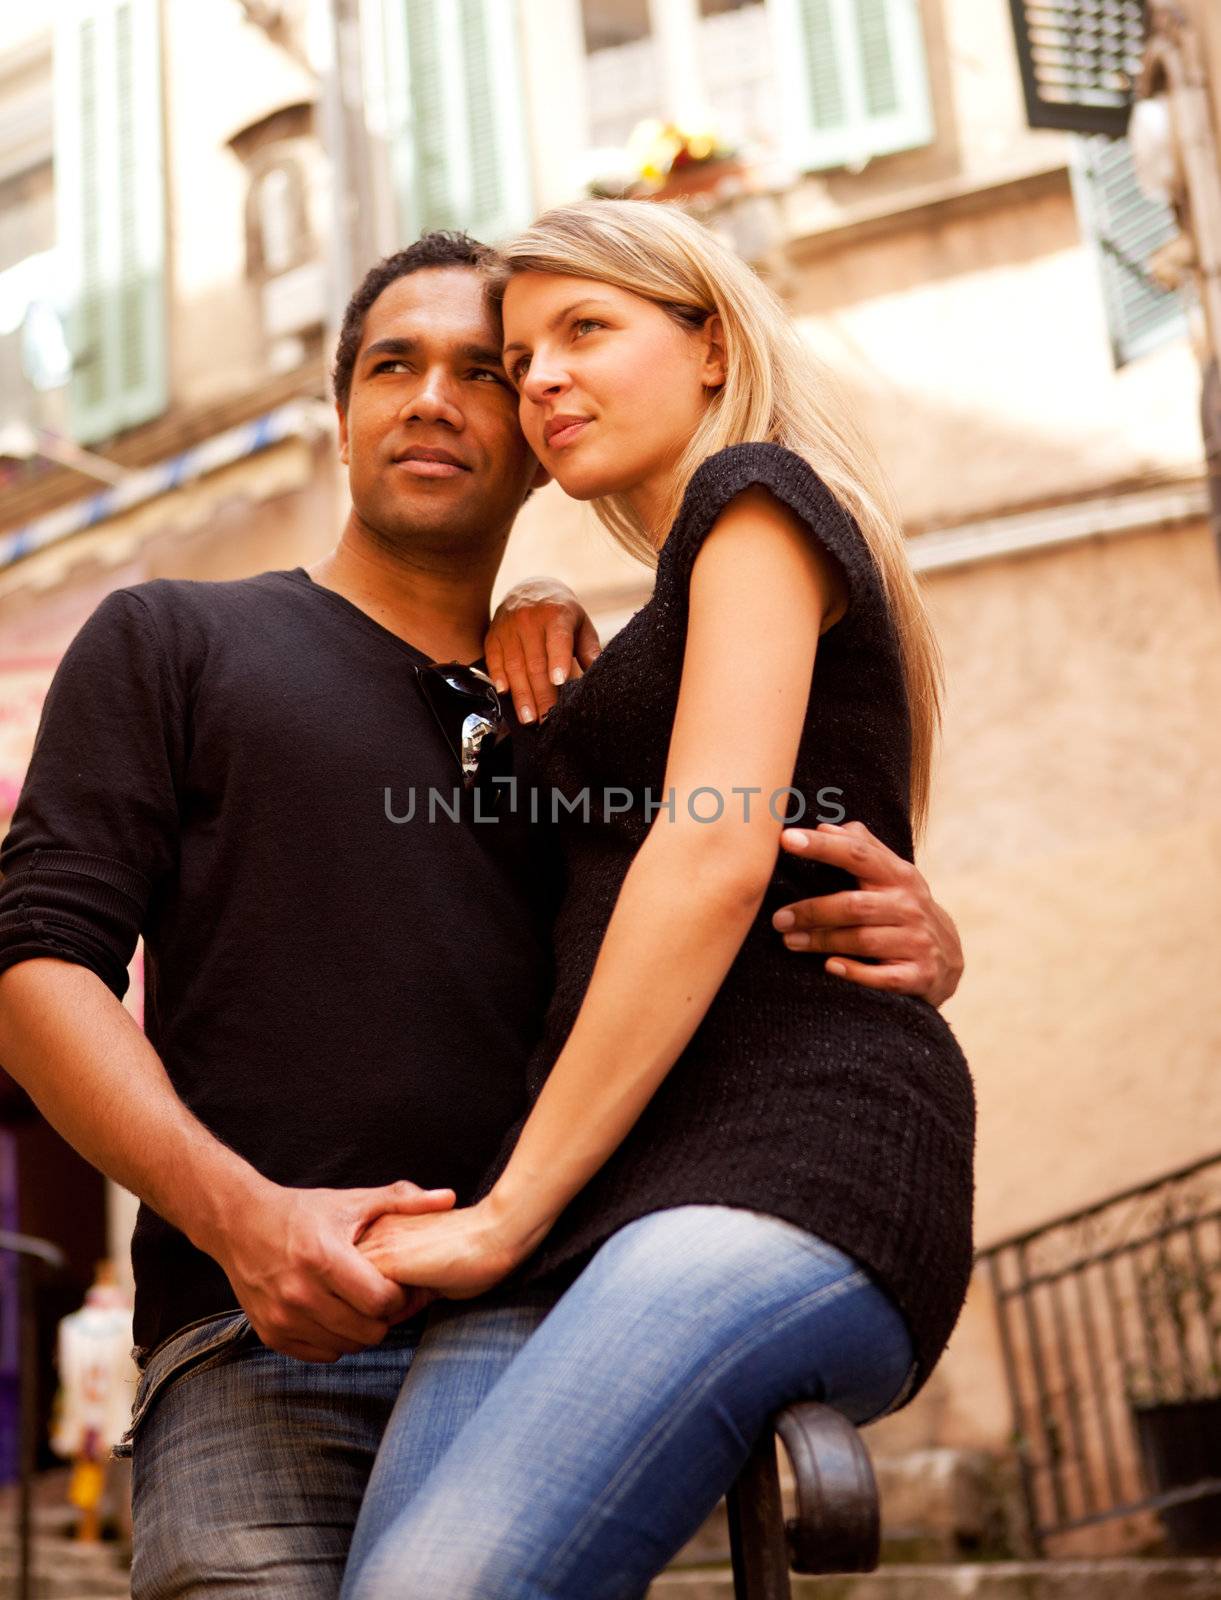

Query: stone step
left=648, top=1559, right=1221, bottom=1600
left=0, top=1534, right=131, bottom=1598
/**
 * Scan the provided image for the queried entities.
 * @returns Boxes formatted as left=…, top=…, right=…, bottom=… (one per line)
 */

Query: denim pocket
left=112, top=1310, right=252, bottom=1460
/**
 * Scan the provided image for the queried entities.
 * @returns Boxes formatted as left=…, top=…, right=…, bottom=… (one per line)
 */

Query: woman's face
left=501, top=272, right=723, bottom=534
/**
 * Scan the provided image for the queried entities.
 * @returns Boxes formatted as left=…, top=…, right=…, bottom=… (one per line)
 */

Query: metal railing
left=0, top=1230, right=68, bottom=1600
left=978, top=1153, right=1221, bottom=1553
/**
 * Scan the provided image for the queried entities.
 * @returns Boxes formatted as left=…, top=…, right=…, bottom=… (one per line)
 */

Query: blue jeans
left=342, top=1205, right=916, bottom=1600
left=122, top=1307, right=427, bottom=1598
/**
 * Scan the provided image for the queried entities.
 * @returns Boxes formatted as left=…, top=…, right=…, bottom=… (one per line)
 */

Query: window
left=377, top=0, right=531, bottom=246
left=1070, top=133, right=1188, bottom=369
left=770, top=0, right=934, bottom=173
left=697, top=2, right=776, bottom=150
left=0, top=31, right=59, bottom=424
left=53, top=0, right=167, bottom=446
left=576, top=1, right=934, bottom=176
left=581, top=0, right=663, bottom=153
left=583, top=0, right=653, bottom=51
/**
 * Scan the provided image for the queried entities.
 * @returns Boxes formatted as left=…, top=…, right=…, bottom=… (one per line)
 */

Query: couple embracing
left=0, top=199, right=974, bottom=1599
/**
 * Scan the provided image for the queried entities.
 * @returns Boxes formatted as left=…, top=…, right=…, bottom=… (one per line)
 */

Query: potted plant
left=585, top=120, right=743, bottom=204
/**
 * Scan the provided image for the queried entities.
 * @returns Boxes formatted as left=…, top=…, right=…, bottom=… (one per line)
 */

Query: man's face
left=338, top=267, right=546, bottom=553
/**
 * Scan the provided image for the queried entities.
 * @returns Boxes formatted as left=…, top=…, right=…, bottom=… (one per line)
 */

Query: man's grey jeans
left=117, top=1308, right=425, bottom=1599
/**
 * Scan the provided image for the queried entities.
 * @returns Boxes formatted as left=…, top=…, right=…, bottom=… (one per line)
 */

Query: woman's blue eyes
left=510, top=319, right=604, bottom=384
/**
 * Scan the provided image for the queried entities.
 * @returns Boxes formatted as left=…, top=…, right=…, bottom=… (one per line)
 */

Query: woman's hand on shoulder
left=484, top=576, right=602, bottom=726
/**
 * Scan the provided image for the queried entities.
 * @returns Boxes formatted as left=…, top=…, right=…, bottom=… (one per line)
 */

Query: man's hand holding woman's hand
left=204, top=1177, right=456, bottom=1363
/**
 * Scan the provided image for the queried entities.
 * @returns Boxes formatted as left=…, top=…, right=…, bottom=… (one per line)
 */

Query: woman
left=340, top=200, right=975, bottom=1600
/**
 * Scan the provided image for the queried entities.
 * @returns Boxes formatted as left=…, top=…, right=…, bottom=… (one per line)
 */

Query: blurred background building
left=0, top=0, right=1218, bottom=1571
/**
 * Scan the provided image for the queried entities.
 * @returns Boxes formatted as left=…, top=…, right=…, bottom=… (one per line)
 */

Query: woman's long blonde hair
left=490, top=199, right=942, bottom=841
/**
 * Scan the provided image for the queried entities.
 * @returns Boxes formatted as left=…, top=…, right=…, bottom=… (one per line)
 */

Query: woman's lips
left=546, top=418, right=591, bottom=451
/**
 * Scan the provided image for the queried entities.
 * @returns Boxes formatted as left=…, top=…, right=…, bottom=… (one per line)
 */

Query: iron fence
left=977, top=1152, right=1221, bottom=1553
left=0, top=1230, right=67, bottom=1600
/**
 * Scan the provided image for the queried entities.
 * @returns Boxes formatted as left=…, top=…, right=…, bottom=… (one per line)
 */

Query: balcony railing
left=977, top=1153, right=1221, bottom=1554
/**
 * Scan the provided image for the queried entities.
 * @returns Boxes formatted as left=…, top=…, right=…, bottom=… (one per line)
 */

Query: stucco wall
left=869, top=513, right=1221, bottom=1458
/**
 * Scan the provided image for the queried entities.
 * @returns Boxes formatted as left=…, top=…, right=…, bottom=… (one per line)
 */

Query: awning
left=0, top=400, right=333, bottom=574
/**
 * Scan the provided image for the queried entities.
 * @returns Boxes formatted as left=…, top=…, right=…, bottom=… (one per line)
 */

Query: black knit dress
left=478, top=442, right=976, bottom=1400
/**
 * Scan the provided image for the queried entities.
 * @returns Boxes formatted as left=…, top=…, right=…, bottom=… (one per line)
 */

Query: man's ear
left=335, top=399, right=350, bottom=465
left=701, top=314, right=726, bottom=390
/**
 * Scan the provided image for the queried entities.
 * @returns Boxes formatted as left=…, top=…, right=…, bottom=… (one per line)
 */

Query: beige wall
left=927, top=515, right=1221, bottom=1245
left=873, top=513, right=1221, bottom=1457
left=161, top=0, right=317, bottom=411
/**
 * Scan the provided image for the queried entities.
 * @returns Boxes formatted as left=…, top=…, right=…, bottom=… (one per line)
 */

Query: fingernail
left=551, top=667, right=566, bottom=686
left=827, top=960, right=847, bottom=976
left=784, top=933, right=810, bottom=950
left=782, top=829, right=808, bottom=848
left=494, top=678, right=508, bottom=694
left=518, top=704, right=535, bottom=724
left=773, top=909, right=795, bottom=930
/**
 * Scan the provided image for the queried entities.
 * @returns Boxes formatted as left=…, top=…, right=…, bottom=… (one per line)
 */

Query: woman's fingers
left=496, top=632, right=547, bottom=724
left=575, top=612, right=603, bottom=670
left=484, top=580, right=598, bottom=723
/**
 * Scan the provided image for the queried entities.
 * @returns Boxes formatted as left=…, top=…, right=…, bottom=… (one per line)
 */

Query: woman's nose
left=522, top=361, right=568, bottom=405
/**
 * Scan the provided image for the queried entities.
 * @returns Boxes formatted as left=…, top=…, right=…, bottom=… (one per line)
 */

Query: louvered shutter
left=382, top=0, right=530, bottom=246
left=55, top=0, right=167, bottom=446
left=1070, top=134, right=1187, bottom=368
left=770, top=0, right=933, bottom=173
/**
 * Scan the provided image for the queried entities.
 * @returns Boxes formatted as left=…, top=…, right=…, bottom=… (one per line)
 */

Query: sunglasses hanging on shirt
left=414, top=661, right=513, bottom=803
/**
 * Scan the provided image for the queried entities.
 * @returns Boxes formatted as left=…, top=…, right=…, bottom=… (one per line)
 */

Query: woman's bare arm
left=360, top=486, right=844, bottom=1292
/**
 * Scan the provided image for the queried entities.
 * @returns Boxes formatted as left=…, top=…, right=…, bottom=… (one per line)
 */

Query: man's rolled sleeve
left=0, top=589, right=184, bottom=1000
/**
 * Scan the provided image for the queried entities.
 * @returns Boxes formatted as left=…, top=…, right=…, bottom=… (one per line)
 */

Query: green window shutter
left=383, top=0, right=530, bottom=247
left=1070, top=134, right=1187, bottom=369
left=55, top=0, right=167, bottom=446
left=771, top=0, right=933, bottom=173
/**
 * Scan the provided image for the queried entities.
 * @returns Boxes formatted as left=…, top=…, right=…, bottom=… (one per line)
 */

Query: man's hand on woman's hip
left=772, top=821, right=964, bottom=1007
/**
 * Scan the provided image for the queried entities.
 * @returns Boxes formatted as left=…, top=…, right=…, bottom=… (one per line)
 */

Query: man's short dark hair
left=331, top=231, right=499, bottom=412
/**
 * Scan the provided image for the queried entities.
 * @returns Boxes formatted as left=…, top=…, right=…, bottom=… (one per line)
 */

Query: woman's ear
left=701, top=314, right=727, bottom=390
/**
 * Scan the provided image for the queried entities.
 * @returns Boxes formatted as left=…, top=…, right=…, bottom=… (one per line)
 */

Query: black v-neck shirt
left=0, top=568, right=557, bottom=1354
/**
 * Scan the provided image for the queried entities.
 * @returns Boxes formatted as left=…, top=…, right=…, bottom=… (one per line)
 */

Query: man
left=0, top=232, right=963, bottom=1597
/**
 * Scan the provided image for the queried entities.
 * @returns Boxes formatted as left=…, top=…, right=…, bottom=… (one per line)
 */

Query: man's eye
left=375, top=360, right=409, bottom=374
left=471, top=368, right=509, bottom=385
